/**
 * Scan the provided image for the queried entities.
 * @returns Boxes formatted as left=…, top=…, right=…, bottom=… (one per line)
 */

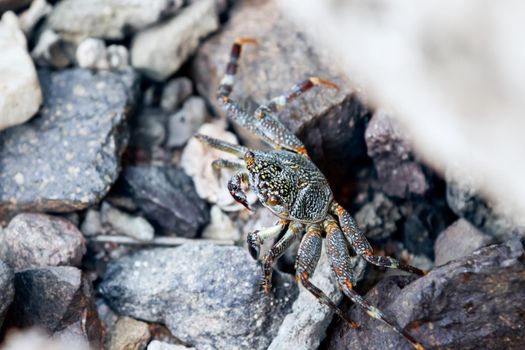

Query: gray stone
left=0, top=213, right=86, bottom=271
left=48, top=0, right=179, bottom=40
left=167, top=96, right=208, bottom=147
left=355, top=192, right=401, bottom=240
left=0, top=68, right=139, bottom=212
left=131, top=0, right=219, bottom=81
left=121, top=165, right=209, bottom=237
left=101, top=202, right=155, bottom=241
left=434, top=218, right=493, bottom=266
left=7, top=266, right=103, bottom=349
left=161, top=77, right=193, bottom=112
left=327, top=239, right=525, bottom=350
left=100, top=244, right=297, bottom=350
left=0, top=11, right=42, bottom=131
left=31, top=29, right=72, bottom=68
left=108, top=317, right=151, bottom=350
left=0, top=260, right=14, bottom=329
left=365, top=111, right=429, bottom=198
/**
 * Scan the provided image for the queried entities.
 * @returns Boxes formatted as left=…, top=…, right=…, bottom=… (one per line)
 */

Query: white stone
left=202, top=205, right=241, bottom=241
left=147, top=340, right=196, bottom=350
left=76, top=38, right=109, bottom=69
left=31, top=29, right=71, bottom=68
left=101, top=203, right=155, bottom=242
left=18, top=0, right=52, bottom=36
left=0, top=12, right=42, bottom=131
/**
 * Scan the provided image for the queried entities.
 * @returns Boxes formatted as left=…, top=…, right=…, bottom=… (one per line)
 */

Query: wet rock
left=192, top=0, right=369, bottom=174
left=0, top=68, right=139, bottom=212
left=7, top=266, right=103, bottom=349
left=327, top=239, right=525, bottom=350
left=0, top=11, right=42, bottom=131
left=434, top=218, right=492, bottom=266
left=167, top=97, right=208, bottom=147
left=131, top=0, right=219, bottom=81
left=202, top=205, right=240, bottom=241
left=0, top=260, right=14, bottom=329
left=269, top=246, right=365, bottom=350
left=76, top=38, right=129, bottom=70
left=121, top=165, right=209, bottom=237
left=355, top=192, right=401, bottom=240
left=148, top=341, right=196, bottom=350
left=19, top=0, right=52, bottom=36
left=129, top=108, right=168, bottom=153
left=161, top=77, right=193, bottom=112
left=100, top=244, right=297, bottom=350
left=101, top=202, right=155, bottom=241
left=108, top=317, right=151, bottom=350
left=365, top=111, right=429, bottom=198
left=48, top=0, right=179, bottom=40
left=31, top=29, right=72, bottom=68
left=0, top=213, right=86, bottom=271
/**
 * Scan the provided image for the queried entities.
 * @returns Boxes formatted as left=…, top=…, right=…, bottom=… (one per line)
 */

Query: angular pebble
left=0, top=260, right=14, bottom=329
left=108, top=317, right=151, bottom=350
left=101, top=202, right=155, bottom=241
left=355, top=192, right=401, bottom=240
left=0, top=213, right=86, bottom=271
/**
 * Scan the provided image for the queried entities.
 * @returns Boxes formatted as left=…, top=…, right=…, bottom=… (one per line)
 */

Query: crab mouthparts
left=244, top=151, right=256, bottom=168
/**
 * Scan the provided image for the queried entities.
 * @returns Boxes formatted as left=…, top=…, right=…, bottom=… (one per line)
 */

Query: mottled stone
left=161, top=77, right=193, bottom=112
left=167, top=96, right=208, bottom=147
left=101, top=202, right=155, bottom=241
left=108, top=317, right=151, bottom=350
left=131, top=0, right=219, bottom=81
left=7, top=266, right=103, bottom=349
left=327, top=239, right=525, bottom=350
left=0, top=259, right=14, bottom=329
left=0, top=68, right=139, bottom=212
left=100, top=244, right=297, bottom=350
left=435, top=218, right=493, bottom=266
left=121, top=165, right=209, bottom=237
left=0, top=11, right=42, bottom=131
left=365, top=111, right=429, bottom=198
left=0, top=213, right=86, bottom=271
left=355, top=192, right=401, bottom=240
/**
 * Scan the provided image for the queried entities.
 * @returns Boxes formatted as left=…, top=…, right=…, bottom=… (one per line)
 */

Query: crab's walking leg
left=295, top=224, right=360, bottom=329
left=261, top=222, right=303, bottom=294
left=228, top=173, right=251, bottom=210
left=323, top=217, right=426, bottom=350
left=247, top=220, right=289, bottom=260
left=194, top=134, right=248, bottom=158
left=211, top=159, right=244, bottom=179
left=331, top=202, right=425, bottom=276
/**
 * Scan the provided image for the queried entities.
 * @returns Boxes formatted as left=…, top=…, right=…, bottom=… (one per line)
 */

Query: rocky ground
left=0, top=1, right=524, bottom=350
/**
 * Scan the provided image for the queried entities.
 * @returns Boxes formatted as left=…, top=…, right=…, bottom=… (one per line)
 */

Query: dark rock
left=365, top=111, right=429, bottom=198
left=121, top=165, right=209, bottom=237
left=129, top=108, right=168, bottom=152
left=434, top=218, right=493, bottom=266
left=0, top=259, right=14, bottom=329
left=327, top=239, right=525, bottom=350
left=167, top=97, right=208, bottom=147
left=7, top=266, right=103, bottom=348
left=161, top=77, right=193, bottom=112
left=355, top=192, right=401, bottom=240
left=192, top=0, right=370, bottom=175
left=0, top=0, right=32, bottom=13
left=99, top=244, right=297, bottom=350
left=0, top=213, right=86, bottom=271
left=0, top=68, right=139, bottom=213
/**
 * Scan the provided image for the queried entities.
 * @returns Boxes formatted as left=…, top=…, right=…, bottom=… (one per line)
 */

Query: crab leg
left=246, top=220, right=289, bottom=260
left=323, top=216, right=426, bottom=350
left=331, top=202, right=425, bottom=276
left=194, top=134, right=248, bottom=158
left=261, top=222, right=303, bottom=294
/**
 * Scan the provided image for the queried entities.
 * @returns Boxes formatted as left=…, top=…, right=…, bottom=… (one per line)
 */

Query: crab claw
left=247, top=231, right=261, bottom=259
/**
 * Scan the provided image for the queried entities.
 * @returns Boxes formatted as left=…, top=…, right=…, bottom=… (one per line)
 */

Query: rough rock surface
left=434, top=218, right=492, bottom=266
left=100, top=244, right=298, bottom=350
left=0, top=68, right=138, bottom=212
left=192, top=0, right=369, bottom=175
left=355, top=192, right=401, bottom=240
left=48, top=0, right=179, bottom=40
left=7, top=266, right=103, bottom=349
left=167, top=96, right=208, bottom=147
left=0, top=213, right=86, bottom=271
left=131, top=0, right=219, bottom=81
left=0, top=11, right=42, bottom=131
left=108, top=317, right=151, bottom=350
left=365, top=111, right=429, bottom=198
left=327, top=239, right=525, bottom=350
left=121, top=165, right=209, bottom=237
left=0, top=260, right=14, bottom=329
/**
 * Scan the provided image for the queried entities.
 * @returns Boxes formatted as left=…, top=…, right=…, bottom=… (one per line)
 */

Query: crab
left=195, top=37, right=426, bottom=350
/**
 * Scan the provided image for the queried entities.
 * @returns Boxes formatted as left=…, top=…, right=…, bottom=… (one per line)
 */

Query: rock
left=100, top=244, right=297, bottom=350
left=31, top=29, right=72, bottom=68
left=434, top=218, right=492, bottom=266
left=101, top=202, right=155, bottom=241
left=97, top=298, right=118, bottom=337
left=0, top=213, right=86, bottom=271
left=18, top=0, right=52, bottom=36
left=327, top=239, right=525, bottom=350
left=148, top=341, right=196, bottom=350
left=0, top=0, right=32, bottom=13
left=202, top=205, right=240, bottom=241
left=129, top=108, right=168, bottom=153
left=108, top=317, right=151, bottom=350
left=48, top=0, right=179, bottom=40
left=121, top=165, right=209, bottom=237
left=0, top=11, right=42, bottom=131
left=0, top=260, right=14, bottom=328
left=269, top=246, right=365, bottom=350
left=80, top=209, right=104, bottom=236
left=0, top=68, right=139, bottom=212
left=192, top=0, right=369, bottom=176
left=106, top=45, right=129, bottom=70
left=131, top=0, right=219, bottom=81
left=161, top=77, right=193, bottom=112
left=167, top=96, right=208, bottom=147
left=7, top=266, right=103, bottom=348
left=0, top=329, right=90, bottom=350
left=354, top=192, right=401, bottom=241
left=76, top=38, right=130, bottom=70
left=365, top=111, right=429, bottom=198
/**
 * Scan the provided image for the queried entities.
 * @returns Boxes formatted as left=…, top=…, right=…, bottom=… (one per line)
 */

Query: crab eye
left=267, top=195, right=280, bottom=205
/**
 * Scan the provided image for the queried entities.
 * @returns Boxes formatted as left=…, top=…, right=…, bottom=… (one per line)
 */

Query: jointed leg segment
left=247, top=220, right=289, bottom=260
